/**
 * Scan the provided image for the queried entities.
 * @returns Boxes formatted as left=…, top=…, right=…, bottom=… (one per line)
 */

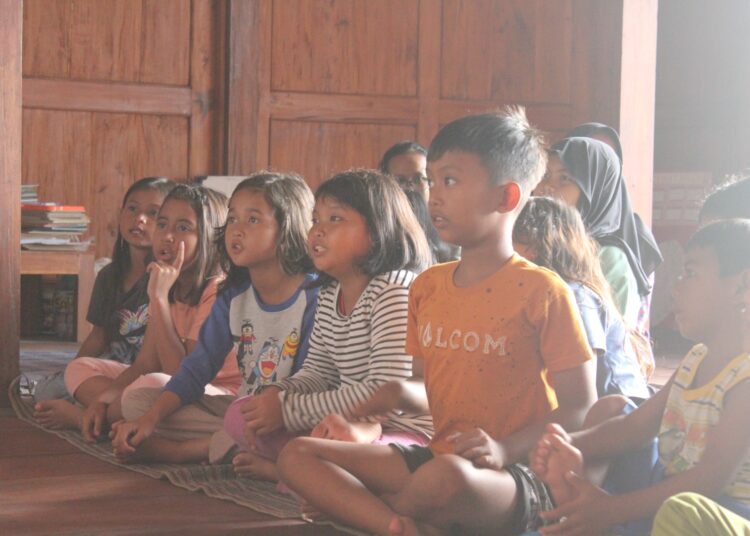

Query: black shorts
left=390, top=444, right=555, bottom=535
left=389, top=443, right=434, bottom=473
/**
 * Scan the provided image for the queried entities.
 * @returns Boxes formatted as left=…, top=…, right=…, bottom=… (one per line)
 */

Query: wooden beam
left=618, top=0, right=658, bottom=226
left=270, top=93, right=418, bottom=124
left=23, top=78, right=192, bottom=116
left=227, top=0, right=264, bottom=175
left=416, top=0, right=441, bottom=146
left=189, top=0, right=228, bottom=177
left=439, top=101, right=573, bottom=132
left=0, top=0, right=22, bottom=406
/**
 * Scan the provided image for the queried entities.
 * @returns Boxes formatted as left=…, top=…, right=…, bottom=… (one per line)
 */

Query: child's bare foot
left=33, top=400, right=83, bottom=430
left=232, top=451, right=279, bottom=481
left=537, top=433, right=583, bottom=506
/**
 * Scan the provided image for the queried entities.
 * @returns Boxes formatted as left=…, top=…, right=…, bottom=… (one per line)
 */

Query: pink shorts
left=64, top=357, right=235, bottom=400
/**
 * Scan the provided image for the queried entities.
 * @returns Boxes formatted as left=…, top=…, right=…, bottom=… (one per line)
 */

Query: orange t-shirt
left=171, top=278, right=241, bottom=392
left=405, top=255, right=593, bottom=454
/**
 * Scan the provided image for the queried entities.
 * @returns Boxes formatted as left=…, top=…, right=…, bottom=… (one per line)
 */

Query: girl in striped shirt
left=232, top=169, right=435, bottom=481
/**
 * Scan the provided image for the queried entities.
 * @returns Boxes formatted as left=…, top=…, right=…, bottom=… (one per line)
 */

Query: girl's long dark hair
left=514, top=196, right=617, bottom=315
left=110, top=177, right=175, bottom=293
left=160, top=184, right=228, bottom=306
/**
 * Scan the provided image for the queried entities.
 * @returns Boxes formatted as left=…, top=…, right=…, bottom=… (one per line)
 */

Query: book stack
left=22, top=184, right=39, bottom=204
left=21, top=204, right=93, bottom=252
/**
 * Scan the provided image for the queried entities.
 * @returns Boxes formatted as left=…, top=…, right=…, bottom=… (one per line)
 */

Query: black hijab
left=565, top=122, right=624, bottom=161
left=550, top=137, right=662, bottom=296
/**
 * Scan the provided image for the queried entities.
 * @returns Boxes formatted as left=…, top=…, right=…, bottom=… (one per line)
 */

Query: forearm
left=571, top=410, right=657, bottom=461
left=137, top=390, right=183, bottom=426
left=501, top=403, right=590, bottom=465
left=393, top=380, right=430, bottom=414
left=281, top=380, right=384, bottom=432
left=149, top=297, right=187, bottom=374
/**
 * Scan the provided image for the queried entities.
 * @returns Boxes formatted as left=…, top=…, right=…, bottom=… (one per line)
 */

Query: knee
left=120, top=387, right=160, bottom=421
left=277, top=437, right=318, bottom=479
left=416, top=455, right=474, bottom=506
left=63, top=357, right=95, bottom=396
left=584, top=395, right=631, bottom=428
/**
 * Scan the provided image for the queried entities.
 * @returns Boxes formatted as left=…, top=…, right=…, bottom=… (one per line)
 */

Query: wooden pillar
left=618, top=0, right=658, bottom=226
left=0, top=0, right=23, bottom=406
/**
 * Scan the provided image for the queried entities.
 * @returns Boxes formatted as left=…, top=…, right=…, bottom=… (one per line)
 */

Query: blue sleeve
left=291, top=286, right=319, bottom=374
left=571, top=284, right=607, bottom=355
left=165, top=285, right=235, bottom=405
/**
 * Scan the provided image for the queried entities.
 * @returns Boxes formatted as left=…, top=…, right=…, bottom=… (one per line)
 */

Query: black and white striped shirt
left=274, top=270, right=433, bottom=438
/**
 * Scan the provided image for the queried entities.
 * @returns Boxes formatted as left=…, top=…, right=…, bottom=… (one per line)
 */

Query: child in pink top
left=40, top=184, right=239, bottom=442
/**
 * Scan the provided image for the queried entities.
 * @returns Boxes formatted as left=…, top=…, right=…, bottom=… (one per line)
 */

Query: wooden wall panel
left=270, top=0, right=418, bottom=96
left=23, top=0, right=190, bottom=85
left=23, top=110, right=189, bottom=259
left=21, top=0, right=225, bottom=261
left=228, top=0, right=654, bottom=223
left=440, top=0, right=572, bottom=104
left=269, top=121, right=416, bottom=189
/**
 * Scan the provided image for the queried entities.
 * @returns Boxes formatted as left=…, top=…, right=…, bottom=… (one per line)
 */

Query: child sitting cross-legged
left=109, top=172, right=318, bottom=466
left=227, top=169, right=435, bottom=482
left=275, top=108, right=597, bottom=536
left=530, top=219, right=750, bottom=535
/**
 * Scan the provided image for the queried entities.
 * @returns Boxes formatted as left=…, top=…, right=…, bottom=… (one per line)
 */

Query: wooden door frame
left=0, top=0, right=23, bottom=406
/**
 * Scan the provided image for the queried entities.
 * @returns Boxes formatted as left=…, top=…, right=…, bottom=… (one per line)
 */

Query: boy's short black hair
left=688, top=219, right=750, bottom=277
left=427, top=106, right=547, bottom=193
left=379, top=141, right=427, bottom=173
left=700, top=175, right=750, bottom=222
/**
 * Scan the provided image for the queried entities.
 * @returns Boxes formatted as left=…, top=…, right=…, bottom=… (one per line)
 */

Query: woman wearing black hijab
left=534, top=137, right=662, bottom=333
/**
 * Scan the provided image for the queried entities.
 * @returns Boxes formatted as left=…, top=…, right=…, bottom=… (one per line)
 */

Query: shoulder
left=509, top=255, right=571, bottom=297
left=566, top=281, right=602, bottom=309
left=598, top=245, right=631, bottom=272
left=224, top=277, right=253, bottom=303
left=411, top=262, right=455, bottom=293
left=302, top=273, right=320, bottom=301
left=198, top=277, right=223, bottom=305
left=675, top=344, right=708, bottom=378
left=366, top=270, right=417, bottom=296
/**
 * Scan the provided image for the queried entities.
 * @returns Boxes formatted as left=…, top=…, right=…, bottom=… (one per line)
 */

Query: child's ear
left=497, top=182, right=522, bottom=213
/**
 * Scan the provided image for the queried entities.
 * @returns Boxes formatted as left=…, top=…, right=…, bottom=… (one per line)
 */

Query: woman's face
left=387, top=151, right=430, bottom=201
left=534, top=154, right=582, bottom=208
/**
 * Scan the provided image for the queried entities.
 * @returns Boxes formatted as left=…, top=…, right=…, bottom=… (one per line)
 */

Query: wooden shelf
left=20, top=250, right=94, bottom=343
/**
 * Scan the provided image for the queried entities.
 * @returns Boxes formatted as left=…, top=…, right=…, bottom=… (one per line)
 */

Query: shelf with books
left=20, top=250, right=94, bottom=343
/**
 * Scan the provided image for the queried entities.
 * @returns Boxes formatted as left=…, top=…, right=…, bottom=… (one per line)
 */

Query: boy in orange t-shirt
left=276, top=108, right=596, bottom=535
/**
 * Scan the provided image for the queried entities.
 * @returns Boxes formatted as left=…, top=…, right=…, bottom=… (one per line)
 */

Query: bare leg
left=382, top=454, right=518, bottom=535
left=278, top=438, right=519, bottom=536
left=115, top=436, right=211, bottom=464
left=277, top=437, right=413, bottom=536
left=33, top=400, right=83, bottom=430
left=233, top=451, right=279, bottom=481
left=34, top=374, right=117, bottom=430
left=72, top=375, right=115, bottom=406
